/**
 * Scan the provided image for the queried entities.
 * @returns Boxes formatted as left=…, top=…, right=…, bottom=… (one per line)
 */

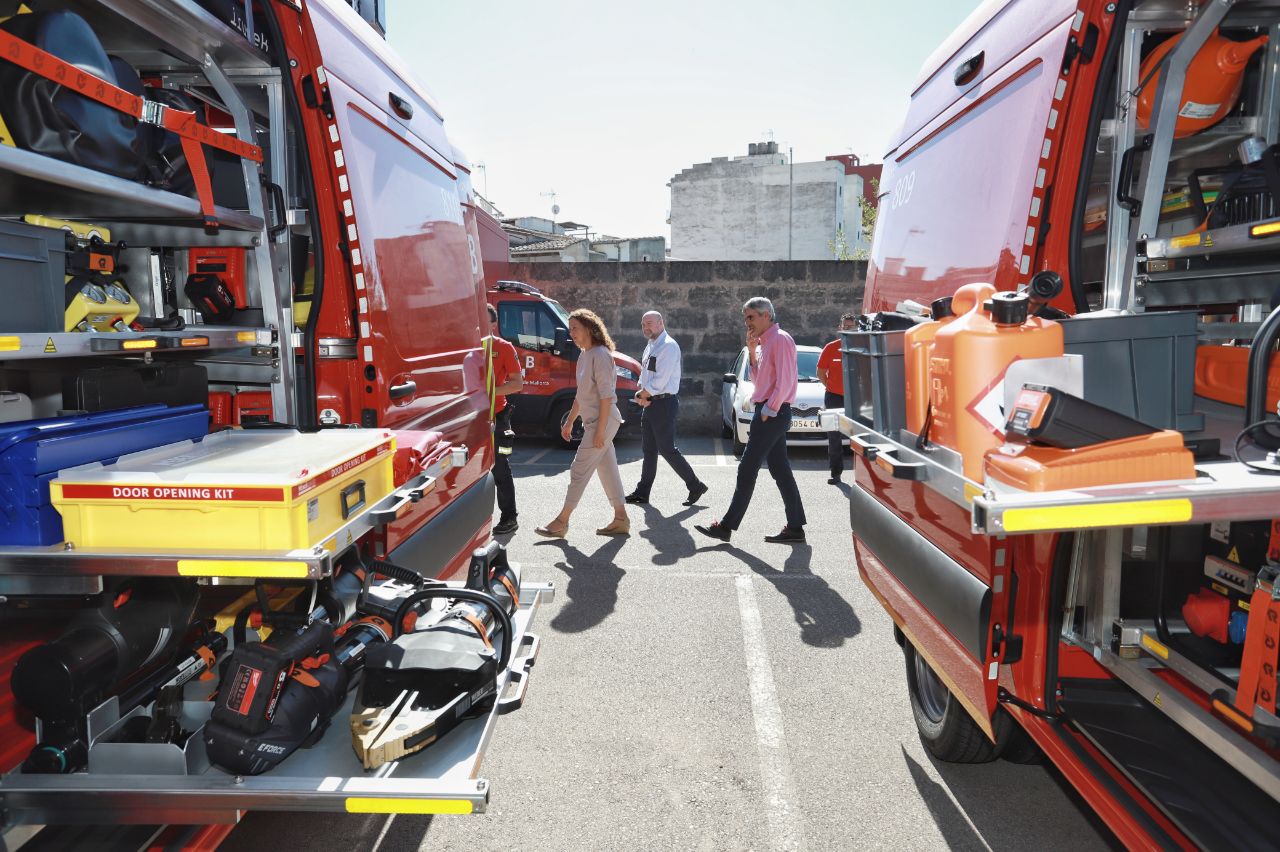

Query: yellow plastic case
left=51, top=429, right=396, bottom=551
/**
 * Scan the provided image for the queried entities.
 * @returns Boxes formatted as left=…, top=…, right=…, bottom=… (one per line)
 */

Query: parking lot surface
left=228, top=435, right=1114, bottom=851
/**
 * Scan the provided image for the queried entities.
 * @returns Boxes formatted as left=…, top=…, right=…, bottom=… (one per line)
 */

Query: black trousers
left=825, top=390, right=844, bottom=476
left=721, top=403, right=806, bottom=531
left=634, top=395, right=700, bottom=497
left=493, top=406, right=516, bottom=519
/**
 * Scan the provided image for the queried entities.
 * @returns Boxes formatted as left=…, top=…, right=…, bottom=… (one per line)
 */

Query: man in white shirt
left=625, top=311, right=708, bottom=507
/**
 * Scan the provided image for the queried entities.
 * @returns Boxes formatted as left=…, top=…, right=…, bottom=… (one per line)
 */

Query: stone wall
left=509, top=260, right=867, bottom=434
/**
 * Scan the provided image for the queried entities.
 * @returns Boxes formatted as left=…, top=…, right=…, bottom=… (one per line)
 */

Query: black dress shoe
left=493, top=517, right=519, bottom=535
left=683, top=482, right=709, bottom=506
left=624, top=492, right=649, bottom=505
left=764, top=525, right=806, bottom=544
left=694, top=521, right=732, bottom=542
left=828, top=475, right=840, bottom=485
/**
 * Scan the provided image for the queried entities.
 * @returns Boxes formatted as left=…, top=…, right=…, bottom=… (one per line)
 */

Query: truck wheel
left=997, top=719, right=1043, bottom=765
left=721, top=417, right=733, bottom=439
left=732, top=427, right=746, bottom=458
left=551, top=401, right=582, bottom=450
left=904, top=641, right=999, bottom=763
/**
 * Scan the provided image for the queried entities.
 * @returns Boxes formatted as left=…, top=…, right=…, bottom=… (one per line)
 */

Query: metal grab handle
left=1117, top=135, right=1152, bottom=213
left=850, top=433, right=887, bottom=460
left=266, top=181, right=288, bottom=239
left=498, top=633, right=540, bottom=714
left=368, top=476, right=436, bottom=526
left=389, top=380, right=417, bottom=400
left=874, top=449, right=930, bottom=481
left=953, top=51, right=984, bottom=86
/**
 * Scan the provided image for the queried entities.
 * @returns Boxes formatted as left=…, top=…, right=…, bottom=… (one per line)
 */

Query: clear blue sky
left=388, top=1, right=984, bottom=240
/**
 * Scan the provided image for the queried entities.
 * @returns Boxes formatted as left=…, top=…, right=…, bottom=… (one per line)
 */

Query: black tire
left=904, top=641, right=1000, bottom=763
left=732, top=425, right=746, bottom=458
left=550, top=400, right=582, bottom=450
left=997, top=718, right=1043, bottom=765
left=721, top=417, right=733, bottom=439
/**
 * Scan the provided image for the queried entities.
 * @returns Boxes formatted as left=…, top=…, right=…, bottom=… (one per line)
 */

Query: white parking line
left=713, top=436, right=729, bottom=466
left=519, top=448, right=551, bottom=466
left=735, top=574, right=806, bottom=852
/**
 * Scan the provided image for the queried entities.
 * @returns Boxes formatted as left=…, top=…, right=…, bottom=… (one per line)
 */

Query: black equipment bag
left=63, top=362, right=208, bottom=412
left=0, top=11, right=140, bottom=178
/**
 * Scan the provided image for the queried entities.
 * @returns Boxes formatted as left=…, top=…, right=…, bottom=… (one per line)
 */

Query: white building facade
left=668, top=143, right=847, bottom=261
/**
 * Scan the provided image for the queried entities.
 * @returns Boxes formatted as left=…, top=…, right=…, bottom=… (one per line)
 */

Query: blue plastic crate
left=0, top=404, right=210, bottom=546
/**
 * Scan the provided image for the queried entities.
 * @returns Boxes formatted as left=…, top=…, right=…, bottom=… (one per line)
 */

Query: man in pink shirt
left=696, top=297, right=807, bottom=544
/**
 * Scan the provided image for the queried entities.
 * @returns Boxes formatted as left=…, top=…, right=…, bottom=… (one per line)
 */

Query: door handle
left=953, top=51, right=984, bottom=86
left=389, top=92, right=414, bottom=120
left=389, top=379, right=417, bottom=400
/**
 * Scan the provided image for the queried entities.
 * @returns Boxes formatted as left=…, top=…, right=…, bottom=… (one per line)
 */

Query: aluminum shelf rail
left=0, top=582, right=553, bottom=825
left=0, top=449, right=468, bottom=590
left=0, top=327, right=274, bottom=360
left=1142, top=217, right=1280, bottom=263
left=1089, top=643, right=1280, bottom=805
left=65, top=0, right=272, bottom=72
left=829, top=410, right=1280, bottom=536
left=0, top=145, right=263, bottom=232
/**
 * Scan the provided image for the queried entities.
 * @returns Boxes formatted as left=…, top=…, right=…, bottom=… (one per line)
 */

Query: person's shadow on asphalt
left=534, top=534, right=627, bottom=633
left=719, top=542, right=861, bottom=648
left=636, top=503, right=704, bottom=566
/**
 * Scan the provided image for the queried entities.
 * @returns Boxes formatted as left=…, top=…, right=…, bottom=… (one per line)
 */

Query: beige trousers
left=564, top=409, right=624, bottom=510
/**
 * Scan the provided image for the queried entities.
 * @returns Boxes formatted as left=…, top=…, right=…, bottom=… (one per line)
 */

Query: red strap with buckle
left=0, top=28, right=263, bottom=226
left=1236, top=588, right=1280, bottom=717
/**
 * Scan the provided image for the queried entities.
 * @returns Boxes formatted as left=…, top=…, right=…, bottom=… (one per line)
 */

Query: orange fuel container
left=928, top=289, right=1063, bottom=481
left=1137, top=30, right=1267, bottom=138
left=904, top=289, right=984, bottom=435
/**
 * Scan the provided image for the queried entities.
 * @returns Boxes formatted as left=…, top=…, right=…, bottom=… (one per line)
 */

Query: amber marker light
left=181, top=336, right=210, bottom=347
left=1249, top=221, right=1280, bottom=238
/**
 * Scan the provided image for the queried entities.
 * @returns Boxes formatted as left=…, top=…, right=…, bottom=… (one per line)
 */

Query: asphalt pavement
left=227, top=434, right=1115, bottom=851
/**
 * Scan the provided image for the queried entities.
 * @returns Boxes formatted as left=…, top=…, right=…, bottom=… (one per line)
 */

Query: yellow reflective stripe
left=344, top=797, right=474, bottom=815
left=176, top=560, right=310, bottom=578
left=1141, top=634, right=1169, bottom=660
left=0, top=336, right=19, bottom=351
left=1001, top=498, right=1193, bottom=532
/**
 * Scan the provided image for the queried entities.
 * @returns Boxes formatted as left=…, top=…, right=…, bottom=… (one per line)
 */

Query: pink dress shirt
left=750, top=323, right=798, bottom=417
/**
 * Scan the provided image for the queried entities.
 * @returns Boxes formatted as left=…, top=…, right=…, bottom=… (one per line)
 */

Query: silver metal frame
left=0, top=582, right=554, bottom=825
left=0, top=448, right=468, bottom=589
left=0, top=328, right=271, bottom=360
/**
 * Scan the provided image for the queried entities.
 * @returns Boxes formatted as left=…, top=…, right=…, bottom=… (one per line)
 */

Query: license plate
left=793, top=418, right=819, bottom=429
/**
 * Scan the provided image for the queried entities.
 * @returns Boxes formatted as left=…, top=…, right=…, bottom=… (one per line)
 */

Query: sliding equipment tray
left=827, top=410, right=1280, bottom=536
left=0, top=580, right=553, bottom=825
left=0, top=448, right=467, bottom=594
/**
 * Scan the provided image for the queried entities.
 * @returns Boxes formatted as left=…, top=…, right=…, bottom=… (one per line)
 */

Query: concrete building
left=827, top=154, right=883, bottom=256
left=668, top=142, right=847, bottom=261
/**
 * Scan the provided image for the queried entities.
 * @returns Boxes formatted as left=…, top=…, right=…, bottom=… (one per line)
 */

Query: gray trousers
left=565, top=410, right=625, bottom=510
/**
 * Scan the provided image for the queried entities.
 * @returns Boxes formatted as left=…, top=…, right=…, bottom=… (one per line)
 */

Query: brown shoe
left=596, top=519, right=630, bottom=536
left=534, top=522, right=568, bottom=539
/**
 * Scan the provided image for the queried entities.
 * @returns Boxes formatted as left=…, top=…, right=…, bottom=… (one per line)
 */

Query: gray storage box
left=0, top=218, right=66, bottom=333
left=1060, top=310, right=1203, bottom=432
left=841, top=329, right=906, bottom=434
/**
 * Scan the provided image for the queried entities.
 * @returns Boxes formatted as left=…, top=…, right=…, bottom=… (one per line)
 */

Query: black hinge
left=1061, top=24, right=1100, bottom=74
left=361, top=408, right=378, bottom=428
left=301, top=74, right=335, bottom=120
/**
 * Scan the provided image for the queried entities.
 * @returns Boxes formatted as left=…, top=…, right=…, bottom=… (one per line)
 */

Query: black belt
left=648, top=393, right=675, bottom=401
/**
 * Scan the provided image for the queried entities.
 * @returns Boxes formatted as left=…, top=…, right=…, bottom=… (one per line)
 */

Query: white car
left=720, top=345, right=827, bottom=456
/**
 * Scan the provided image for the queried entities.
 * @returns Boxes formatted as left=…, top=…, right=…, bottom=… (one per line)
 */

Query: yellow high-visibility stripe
left=344, top=797, right=474, bottom=815
left=176, top=560, right=310, bottom=578
left=1001, top=498, right=1192, bottom=532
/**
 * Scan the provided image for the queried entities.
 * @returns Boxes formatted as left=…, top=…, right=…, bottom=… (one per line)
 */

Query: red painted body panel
left=865, top=10, right=1075, bottom=312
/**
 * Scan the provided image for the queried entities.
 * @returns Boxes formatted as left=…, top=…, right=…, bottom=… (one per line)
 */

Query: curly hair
left=568, top=309, right=615, bottom=351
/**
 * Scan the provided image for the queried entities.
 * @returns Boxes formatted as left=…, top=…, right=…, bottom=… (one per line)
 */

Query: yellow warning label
left=1228, top=546, right=1240, bottom=564
left=44, top=337, right=56, bottom=353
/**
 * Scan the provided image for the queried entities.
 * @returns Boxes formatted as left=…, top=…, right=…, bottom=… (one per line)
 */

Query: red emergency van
left=840, top=0, right=1280, bottom=848
left=489, top=280, right=642, bottom=445
left=0, top=0, right=544, bottom=844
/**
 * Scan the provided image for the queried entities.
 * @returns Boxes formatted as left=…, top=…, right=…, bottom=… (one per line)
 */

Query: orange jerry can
left=904, top=291, right=973, bottom=436
left=928, top=288, right=1063, bottom=481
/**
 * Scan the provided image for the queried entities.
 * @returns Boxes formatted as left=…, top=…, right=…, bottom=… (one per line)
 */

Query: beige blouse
left=575, top=345, right=619, bottom=423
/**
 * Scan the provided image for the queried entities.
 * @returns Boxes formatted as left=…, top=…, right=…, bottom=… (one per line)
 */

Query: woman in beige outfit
left=535, top=309, right=630, bottom=537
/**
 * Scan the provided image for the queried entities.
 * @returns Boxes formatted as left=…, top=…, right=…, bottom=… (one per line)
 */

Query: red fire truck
left=489, top=280, right=641, bottom=446
left=834, top=0, right=1280, bottom=847
left=0, top=0, right=547, bottom=845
